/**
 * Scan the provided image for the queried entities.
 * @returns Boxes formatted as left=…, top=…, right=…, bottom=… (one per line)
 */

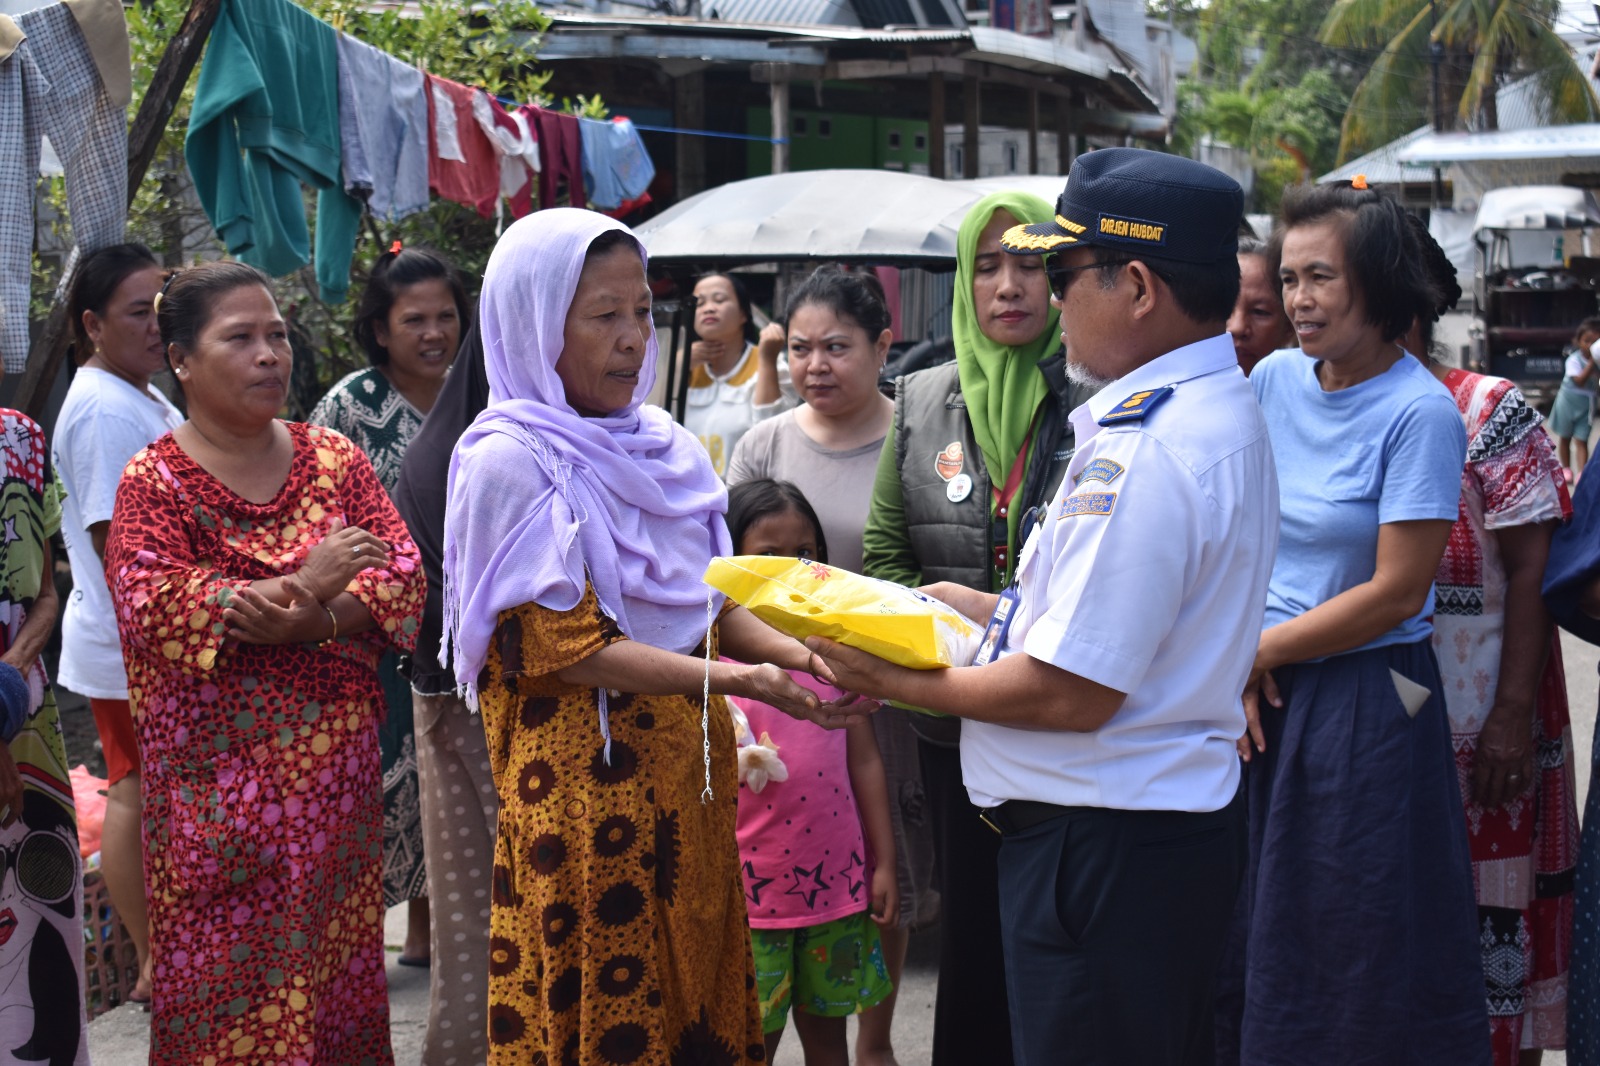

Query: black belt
left=979, top=799, right=1090, bottom=836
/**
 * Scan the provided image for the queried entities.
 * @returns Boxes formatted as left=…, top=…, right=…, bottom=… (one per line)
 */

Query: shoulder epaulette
left=1097, top=385, right=1175, bottom=427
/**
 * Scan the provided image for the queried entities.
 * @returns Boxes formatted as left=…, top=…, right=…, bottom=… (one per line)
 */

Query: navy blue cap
left=1000, top=148, right=1244, bottom=264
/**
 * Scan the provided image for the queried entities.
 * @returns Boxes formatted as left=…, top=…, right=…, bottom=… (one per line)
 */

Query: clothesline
left=632, top=124, right=788, bottom=145
left=488, top=97, right=787, bottom=145
left=183, top=0, right=659, bottom=305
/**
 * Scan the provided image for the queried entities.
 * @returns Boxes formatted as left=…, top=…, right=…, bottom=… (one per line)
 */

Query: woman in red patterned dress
left=106, top=262, right=425, bottom=1065
left=1408, top=219, right=1578, bottom=1065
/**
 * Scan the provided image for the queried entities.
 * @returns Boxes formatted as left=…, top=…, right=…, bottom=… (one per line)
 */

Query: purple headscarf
left=442, top=209, right=731, bottom=700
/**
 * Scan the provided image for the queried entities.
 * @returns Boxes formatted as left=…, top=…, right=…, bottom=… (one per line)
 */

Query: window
left=818, top=117, right=833, bottom=138
left=888, top=129, right=902, bottom=150
left=1004, top=142, right=1019, bottom=173
left=951, top=145, right=964, bottom=174
left=792, top=115, right=808, bottom=136
left=914, top=131, right=927, bottom=151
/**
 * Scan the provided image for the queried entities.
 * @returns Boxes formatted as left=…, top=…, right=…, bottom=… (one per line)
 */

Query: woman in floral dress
left=108, top=262, right=424, bottom=1064
left=1408, top=217, right=1578, bottom=1065
left=442, top=210, right=864, bottom=1065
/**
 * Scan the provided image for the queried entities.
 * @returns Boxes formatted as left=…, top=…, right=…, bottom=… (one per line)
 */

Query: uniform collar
left=1081, top=333, right=1238, bottom=425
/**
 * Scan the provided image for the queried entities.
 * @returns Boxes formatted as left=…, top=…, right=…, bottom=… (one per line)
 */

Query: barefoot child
left=725, top=479, right=898, bottom=1066
left=1551, top=317, right=1600, bottom=482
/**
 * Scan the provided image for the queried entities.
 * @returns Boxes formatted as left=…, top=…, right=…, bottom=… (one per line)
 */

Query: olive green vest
left=889, top=355, right=1090, bottom=593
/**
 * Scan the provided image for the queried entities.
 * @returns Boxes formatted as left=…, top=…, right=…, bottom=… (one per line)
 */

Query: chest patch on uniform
left=1075, top=457, right=1126, bottom=487
left=935, top=442, right=964, bottom=481
left=1058, top=491, right=1117, bottom=518
left=1097, top=385, right=1174, bottom=426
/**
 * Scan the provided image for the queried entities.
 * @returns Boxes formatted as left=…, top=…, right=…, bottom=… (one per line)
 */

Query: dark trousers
left=997, top=794, right=1245, bottom=1066
left=918, top=738, right=1014, bottom=1066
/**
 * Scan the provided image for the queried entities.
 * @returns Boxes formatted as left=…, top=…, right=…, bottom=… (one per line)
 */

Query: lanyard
left=990, top=409, right=1043, bottom=577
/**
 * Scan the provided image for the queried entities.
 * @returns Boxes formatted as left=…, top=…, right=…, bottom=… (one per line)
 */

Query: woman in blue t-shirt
left=1215, top=181, right=1490, bottom=1066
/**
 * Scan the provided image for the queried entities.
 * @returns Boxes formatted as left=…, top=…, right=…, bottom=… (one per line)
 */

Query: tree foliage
left=1168, top=0, right=1356, bottom=209
left=1320, top=0, right=1600, bottom=160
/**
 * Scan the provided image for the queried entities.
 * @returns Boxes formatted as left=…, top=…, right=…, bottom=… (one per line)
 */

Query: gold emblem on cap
left=1055, top=214, right=1087, bottom=234
left=1000, top=223, right=1078, bottom=251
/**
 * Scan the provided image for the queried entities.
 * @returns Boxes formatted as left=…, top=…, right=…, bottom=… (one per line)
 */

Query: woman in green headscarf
left=862, top=189, right=1099, bottom=1066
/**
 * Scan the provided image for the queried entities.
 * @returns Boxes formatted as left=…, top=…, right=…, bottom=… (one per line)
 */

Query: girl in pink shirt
left=725, top=479, right=898, bottom=1065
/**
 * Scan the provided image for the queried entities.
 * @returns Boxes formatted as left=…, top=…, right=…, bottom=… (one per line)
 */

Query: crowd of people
left=2, top=145, right=1600, bottom=1066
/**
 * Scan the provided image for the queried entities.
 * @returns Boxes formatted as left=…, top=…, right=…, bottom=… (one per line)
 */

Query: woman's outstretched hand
left=296, top=518, right=390, bottom=602
left=742, top=661, right=877, bottom=729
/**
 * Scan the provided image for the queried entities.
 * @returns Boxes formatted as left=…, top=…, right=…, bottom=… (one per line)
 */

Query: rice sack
left=704, top=555, right=983, bottom=669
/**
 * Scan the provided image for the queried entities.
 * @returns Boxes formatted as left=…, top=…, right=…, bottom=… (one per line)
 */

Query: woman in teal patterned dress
left=310, top=247, right=469, bottom=965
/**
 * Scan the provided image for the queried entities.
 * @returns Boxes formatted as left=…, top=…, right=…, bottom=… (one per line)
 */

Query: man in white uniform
left=807, top=148, right=1279, bottom=1066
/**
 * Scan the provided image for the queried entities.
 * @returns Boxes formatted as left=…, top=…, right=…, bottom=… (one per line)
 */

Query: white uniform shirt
left=53, top=367, right=184, bottom=699
left=961, top=334, right=1280, bottom=813
left=682, top=344, right=794, bottom=478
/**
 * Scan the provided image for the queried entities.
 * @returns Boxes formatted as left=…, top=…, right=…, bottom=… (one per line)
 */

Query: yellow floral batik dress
left=479, top=585, right=764, bottom=1065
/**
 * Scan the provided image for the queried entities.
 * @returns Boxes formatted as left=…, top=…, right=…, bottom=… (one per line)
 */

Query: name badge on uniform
left=972, top=586, right=1021, bottom=667
left=946, top=473, right=973, bottom=503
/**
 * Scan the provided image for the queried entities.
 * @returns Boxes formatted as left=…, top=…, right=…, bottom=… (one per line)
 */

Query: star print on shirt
left=784, top=862, right=831, bottom=909
left=842, top=852, right=866, bottom=900
left=2, top=516, right=17, bottom=544
left=743, top=860, right=775, bottom=907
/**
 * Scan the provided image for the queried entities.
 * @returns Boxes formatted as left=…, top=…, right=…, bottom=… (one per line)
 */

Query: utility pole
left=1429, top=0, right=1444, bottom=209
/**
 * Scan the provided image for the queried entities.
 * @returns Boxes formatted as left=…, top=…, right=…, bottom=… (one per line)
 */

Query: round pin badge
left=946, top=473, right=973, bottom=503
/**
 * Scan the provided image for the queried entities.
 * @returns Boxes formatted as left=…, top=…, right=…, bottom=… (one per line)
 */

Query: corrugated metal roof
left=702, top=0, right=860, bottom=26
left=1082, top=0, right=1152, bottom=88
left=1319, top=125, right=1436, bottom=184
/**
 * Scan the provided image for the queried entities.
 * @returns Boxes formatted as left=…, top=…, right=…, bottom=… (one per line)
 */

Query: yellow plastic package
left=704, top=556, right=983, bottom=669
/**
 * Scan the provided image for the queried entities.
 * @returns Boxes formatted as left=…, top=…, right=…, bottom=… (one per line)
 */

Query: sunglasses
left=0, top=830, right=76, bottom=906
left=1045, top=257, right=1134, bottom=298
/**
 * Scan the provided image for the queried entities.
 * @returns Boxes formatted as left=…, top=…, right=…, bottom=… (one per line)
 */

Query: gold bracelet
left=324, top=605, right=339, bottom=643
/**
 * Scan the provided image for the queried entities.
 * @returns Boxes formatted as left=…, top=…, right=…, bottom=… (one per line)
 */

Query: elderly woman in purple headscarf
left=443, top=210, right=861, bottom=1066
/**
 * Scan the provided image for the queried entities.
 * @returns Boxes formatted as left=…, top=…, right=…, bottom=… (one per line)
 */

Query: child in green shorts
left=726, top=480, right=899, bottom=1065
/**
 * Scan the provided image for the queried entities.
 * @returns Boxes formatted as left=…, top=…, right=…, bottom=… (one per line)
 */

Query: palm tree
left=1320, top=0, right=1600, bottom=161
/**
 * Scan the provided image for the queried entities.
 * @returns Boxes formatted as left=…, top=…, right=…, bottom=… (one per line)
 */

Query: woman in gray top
left=726, top=267, right=928, bottom=1066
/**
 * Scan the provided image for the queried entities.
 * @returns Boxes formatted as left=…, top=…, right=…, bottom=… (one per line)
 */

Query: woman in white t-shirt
left=53, top=243, right=184, bottom=1005
left=683, top=273, right=793, bottom=476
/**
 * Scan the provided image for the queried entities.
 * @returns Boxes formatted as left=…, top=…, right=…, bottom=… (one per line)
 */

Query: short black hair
left=1271, top=182, right=1439, bottom=344
left=352, top=247, right=471, bottom=367
left=689, top=273, right=761, bottom=348
left=784, top=266, right=892, bottom=339
left=66, top=243, right=160, bottom=359
left=1403, top=211, right=1462, bottom=354
left=1093, top=252, right=1240, bottom=324
left=726, top=478, right=828, bottom=565
left=157, top=261, right=275, bottom=353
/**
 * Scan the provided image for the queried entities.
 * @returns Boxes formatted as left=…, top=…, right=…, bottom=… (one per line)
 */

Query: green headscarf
left=952, top=190, right=1062, bottom=580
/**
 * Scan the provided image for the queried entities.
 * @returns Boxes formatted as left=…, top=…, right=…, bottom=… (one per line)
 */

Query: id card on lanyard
left=970, top=505, right=1044, bottom=667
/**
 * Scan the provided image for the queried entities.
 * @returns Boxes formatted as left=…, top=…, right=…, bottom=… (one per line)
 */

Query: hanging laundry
left=336, top=32, right=429, bottom=223
left=578, top=116, right=656, bottom=211
left=470, top=89, right=538, bottom=220
left=427, top=75, right=498, bottom=219
left=0, top=0, right=128, bottom=372
left=525, top=104, right=585, bottom=211
left=185, top=0, right=361, bottom=302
